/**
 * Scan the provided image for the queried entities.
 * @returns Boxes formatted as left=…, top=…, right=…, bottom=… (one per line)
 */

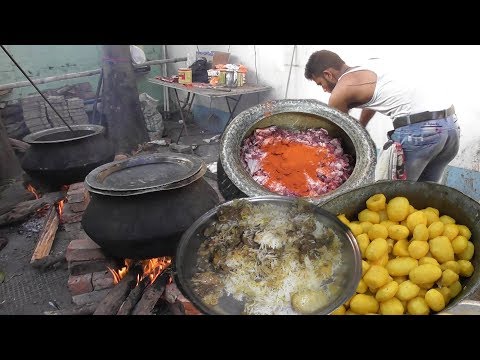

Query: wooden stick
left=93, top=265, right=143, bottom=315
left=43, top=303, right=97, bottom=315
left=31, top=252, right=65, bottom=270
left=0, top=191, right=65, bottom=227
left=30, top=206, right=59, bottom=263
left=131, top=271, right=169, bottom=315
left=117, top=276, right=151, bottom=315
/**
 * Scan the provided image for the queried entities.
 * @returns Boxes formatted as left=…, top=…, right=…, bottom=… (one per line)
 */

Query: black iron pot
left=81, top=153, right=220, bottom=259
left=22, top=125, right=114, bottom=188
left=321, top=180, right=480, bottom=314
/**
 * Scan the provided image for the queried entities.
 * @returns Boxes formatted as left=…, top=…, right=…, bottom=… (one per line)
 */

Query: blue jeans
left=390, top=114, right=460, bottom=182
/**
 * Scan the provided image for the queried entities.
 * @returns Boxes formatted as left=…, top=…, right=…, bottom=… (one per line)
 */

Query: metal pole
left=0, top=45, right=74, bottom=132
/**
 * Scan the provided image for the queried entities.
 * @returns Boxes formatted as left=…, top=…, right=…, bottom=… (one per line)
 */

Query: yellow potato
left=344, top=294, right=355, bottom=308
left=429, top=236, right=455, bottom=263
left=349, top=294, right=379, bottom=314
left=363, top=265, right=390, bottom=289
left=387, top=197, right=410, bottom=222
left=412, top=224, right=429, bottom=242
left=440, top=269, right=459, bottom=287
left=345, top=310, right=358, bottom=315
left=388, top=225, right=410, bottom=241
left=379, top=297, right=404, bottom=315
left=356, top=233, right=370, bottom=259
left=409, top=264, right=442, bottom=285
left=417, top=288, right=427, bottom=297
left=291, top=289, right=328, bottom=314
left=408, top=205, right=417, bottom=215
left=443, top=223, right=459, bottom=241
left=386, top=238, right=395, bottom=254
left=425, top=207, right=440, bottom=216
left=438, top=287, right=451, bottom=304
left=457, top=260, right=474, bottom=277
left=418, top=257, right=440, bottom=267
left=393, top=240, right=410, bottom=257
left=428, top=221, right=445, bottom=240
left=418, top=282, right=435, bottom=290
left=337, top=213, right=350, bottom=225
left=375, top=281, right=399, bottom=302
left=457, top=225, right=472, bottom=240
left=366, top=193, right=386, bottom=212
left=406, top=211, right=428, bottom=232
left=351, top=221, right=361, bottom=224
left=440, top=261, right=461, bottom=274
left=393, top=275, right=408, bottom=285
left=348, top=222, right=363, bottom=236
left=396, top=280, right=420, bottom=301
left=386, top=257, right=419, bottom=276
left=425, top=289, right=446, bottom=312
left=370, top=252, right=389, bottom=267
left=378, top=210, right=389, bottom=222
left=330, top=305, right=346, bottom=315
left=362, top=260, right=370, bottom=276
left=380, top=220, right=398, bottom=230
left=457, top=241, right=474, bottom=261
left=365, top=238, right=388, bottom=262
left=358, top=209, right=380, bottom=224
left=360, top=221, right=373, bottom=234
left=407, top=297, right=430, bottom=315
left=408, top=240, right=430, bottom=259
left=356, top=279, right=368, bottom=294
left=449, top=281, right=462, bottom=298
left=368, top=224, right=389, bottom=241
left=451, top=235, right=468, bottom=254
left=439, top=215, right=456, bottom=224
left=421, top=209, right=439, bottom=226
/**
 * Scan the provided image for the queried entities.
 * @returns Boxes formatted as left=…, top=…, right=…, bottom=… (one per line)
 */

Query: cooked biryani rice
left=191, top=201, right=344, bottom=315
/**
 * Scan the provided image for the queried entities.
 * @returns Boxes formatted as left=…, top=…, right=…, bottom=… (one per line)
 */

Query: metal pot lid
left=85, top=152, right=205, bottom=194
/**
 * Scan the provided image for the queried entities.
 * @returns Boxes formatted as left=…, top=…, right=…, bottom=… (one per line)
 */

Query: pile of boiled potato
left=332, top=193, right=475, bottom=315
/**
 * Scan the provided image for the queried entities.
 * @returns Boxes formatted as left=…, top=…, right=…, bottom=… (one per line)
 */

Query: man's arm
left=359, top=109, right=376, bottom=127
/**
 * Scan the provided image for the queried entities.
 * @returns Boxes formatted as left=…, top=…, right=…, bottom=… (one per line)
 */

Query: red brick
left=69, top=201, right=88, bottom=213
left=68, top=273, right=93, bottom=296
left=181, top=300, right=203, bottom=315
left=68, top=182, right=85, bottom=191
left=114, top=154, right=128, bottom=161
left=61, top=209, right=83, bottom=223
left=92, top=270, right=115, bottom=290
left=68, top=259, right=117, bottom=276
left=67, top=192, right=86, bottom=204
left=67, top=238, right=101, bottom=251
left=67, top=187, right=87, bottom=196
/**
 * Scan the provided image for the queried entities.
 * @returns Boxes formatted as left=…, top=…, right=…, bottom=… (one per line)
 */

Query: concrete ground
left=0, top=115, right=223, bottom=315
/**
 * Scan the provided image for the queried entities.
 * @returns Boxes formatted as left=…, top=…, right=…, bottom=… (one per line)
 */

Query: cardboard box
left=196, top=51, right=230, bottom=69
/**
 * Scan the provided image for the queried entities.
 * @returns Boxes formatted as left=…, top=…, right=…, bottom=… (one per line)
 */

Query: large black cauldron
left=22, top=125, right=114, bottom=188
left=81, top=153, right=220, bottom=259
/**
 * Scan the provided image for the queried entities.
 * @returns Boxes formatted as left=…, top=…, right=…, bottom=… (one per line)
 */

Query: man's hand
left=359, top=109, right=376, bottom=128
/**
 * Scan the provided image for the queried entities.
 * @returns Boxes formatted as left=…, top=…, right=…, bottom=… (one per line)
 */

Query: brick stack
left=21, top=95, right=50, bottom=133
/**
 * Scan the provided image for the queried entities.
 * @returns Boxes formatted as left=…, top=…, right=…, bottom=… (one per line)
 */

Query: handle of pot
left=439, top=300, right=480, bottom=315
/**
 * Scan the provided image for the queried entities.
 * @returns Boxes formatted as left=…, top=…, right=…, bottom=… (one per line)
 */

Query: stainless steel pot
left=219, top=99, right=377, bottom=206
left=321, top=180, right=480, bottom=314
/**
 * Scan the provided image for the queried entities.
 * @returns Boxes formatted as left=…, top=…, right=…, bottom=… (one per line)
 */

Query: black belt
left=393, top=105, right=455, bottom=129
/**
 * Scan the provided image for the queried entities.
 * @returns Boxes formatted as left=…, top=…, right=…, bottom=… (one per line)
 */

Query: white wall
left=165, top=45, right=480, bottom=171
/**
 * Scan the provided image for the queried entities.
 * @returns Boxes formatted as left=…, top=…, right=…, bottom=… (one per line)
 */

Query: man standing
left=304, top=49, right=460, bottom=183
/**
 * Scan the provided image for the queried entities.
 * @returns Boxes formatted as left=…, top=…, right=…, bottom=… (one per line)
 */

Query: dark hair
left=304, top=50, right=345, bottom=80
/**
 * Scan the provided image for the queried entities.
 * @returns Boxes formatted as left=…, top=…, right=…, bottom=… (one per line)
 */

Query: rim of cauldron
left=23, top=124, right=105, bottom=144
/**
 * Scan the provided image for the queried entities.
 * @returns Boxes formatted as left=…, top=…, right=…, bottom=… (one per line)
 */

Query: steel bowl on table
left=175, top=195, right=362, bottom=315
left=321, top=180, right=480, bottom=315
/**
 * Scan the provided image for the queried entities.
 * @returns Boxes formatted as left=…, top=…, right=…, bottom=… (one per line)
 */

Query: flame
left=57, top=200, right=65, bottom=218
left=26, top=184, right=40, bottom=199
left=108, top=257, right=172, bottom=285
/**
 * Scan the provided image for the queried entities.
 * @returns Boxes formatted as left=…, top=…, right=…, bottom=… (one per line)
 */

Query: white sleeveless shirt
left=337, top=58, right=451, bottom=119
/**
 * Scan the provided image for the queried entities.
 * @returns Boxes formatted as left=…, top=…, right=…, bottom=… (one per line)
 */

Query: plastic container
left=178, top=68, right=192, bottom=84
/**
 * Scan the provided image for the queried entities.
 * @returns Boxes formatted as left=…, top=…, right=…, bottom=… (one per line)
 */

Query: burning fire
left=57, top=200, right=65, bottom=218
left=25, top=183, right=40, bottom=199
left=109, top=257, right=172, bottom=285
